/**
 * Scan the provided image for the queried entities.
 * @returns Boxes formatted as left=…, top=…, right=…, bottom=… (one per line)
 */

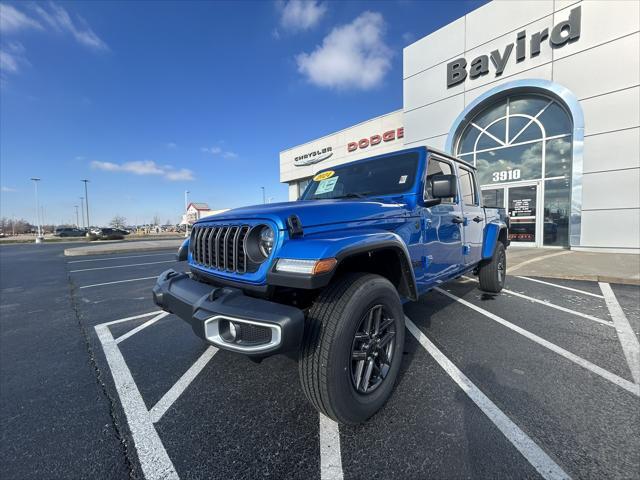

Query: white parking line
left=102, top=310, right=164, bottom=326
left=68, top=253, right=175, bottom=264
left=149, top=347, right=218, bottom=424
left=599, top=283, right=640, bottom=384
left=405, top=317, right=571, bottom=480
left=462, top=277, right=611, bottom=327
left=516, top=276, right=604, bottom=299
left=70, top=260, right=175, bottom=273
left=95, top=323, right=179, bottom=480
left=319, top=414, right=344, bottom=480
left=435, top=287, right=640, bottom=397
left=79, top=276, right=158, bottom=289
left=115, top=312, right=170, bottom=344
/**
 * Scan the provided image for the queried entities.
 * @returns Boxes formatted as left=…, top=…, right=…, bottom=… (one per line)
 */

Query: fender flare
left=267, top=235, right=418, bottom=301
left=482, top=223, right=508, bottom=260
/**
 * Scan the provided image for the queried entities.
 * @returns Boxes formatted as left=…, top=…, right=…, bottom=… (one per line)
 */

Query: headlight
left=259, top=227, right=274, bottom=257
left=245, top=225, right=275, bottom=263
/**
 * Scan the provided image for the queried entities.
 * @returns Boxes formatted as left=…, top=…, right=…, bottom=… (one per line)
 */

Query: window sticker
left=398, top=175, right=408, bottom=184
left=313, top=170, right=335, bottom=181
left=315, top=176, right=339, bottom=194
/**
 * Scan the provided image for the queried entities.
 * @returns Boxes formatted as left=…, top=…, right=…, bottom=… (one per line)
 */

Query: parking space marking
left=599, top=282, right=640, bottom=384
left=79, top=276, right=158, bottom=289
left=68, top=253, right=175, bottom=264
left=102, top=311, right=164, bottom=326
left=462, top=277, right=611, bottom=327
left=516, top=276, right=604, bottom=299
left=70, top=260, right=175, bottom=273
left=507, top=250, right=571, bottom=274
left=149, top=346, right=218, bottom=424
left=115, top=312, right=170, bottom=344
left=435, top=288, right=640, bottom=397
left=319, top=414, right=344, bottom=480
left=95, top=322, right=179, bottom=480
left=405, top=317, right=571, bottom=480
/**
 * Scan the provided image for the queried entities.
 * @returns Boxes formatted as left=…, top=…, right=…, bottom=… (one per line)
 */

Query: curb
left=515, top=273, right=640, bottom=286
left=64, top=240, right=182, bottom=257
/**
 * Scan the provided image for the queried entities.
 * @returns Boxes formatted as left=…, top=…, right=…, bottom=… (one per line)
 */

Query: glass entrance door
left=508, top=184, right=538, bottom=246
left=482, top=182, right=541, bottom=247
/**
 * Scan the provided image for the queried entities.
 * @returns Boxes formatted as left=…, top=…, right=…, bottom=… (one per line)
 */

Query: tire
left=299, top=272, right=405, bottom=424
left=478, top=242, right=506, bottom=293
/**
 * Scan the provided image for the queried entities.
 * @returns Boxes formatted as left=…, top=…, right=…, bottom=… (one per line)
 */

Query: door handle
left=472, top=216, right=484, bottom=223
left=451, top=215, right=464, bottom=224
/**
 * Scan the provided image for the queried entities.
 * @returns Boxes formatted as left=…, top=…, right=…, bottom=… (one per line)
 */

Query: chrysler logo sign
left=447, top=6, right=581, bottom=88
left=294, top=147, right=333, bottom=167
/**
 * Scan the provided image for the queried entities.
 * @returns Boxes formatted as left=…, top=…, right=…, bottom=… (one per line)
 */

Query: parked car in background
left=54, top=227, right=86, bottom=237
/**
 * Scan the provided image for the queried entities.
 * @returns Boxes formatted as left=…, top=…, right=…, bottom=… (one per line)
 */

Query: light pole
left=184, top=190, right=190, bottom=237
left=74, top=205, right=79, bottom=228
left=30, top=177, right=43, bottom=243
left=261, top=186, right=266, bottom=204
left=81, top=179, right=90, bottom=236
left=79, top=197, right=85, bottom=230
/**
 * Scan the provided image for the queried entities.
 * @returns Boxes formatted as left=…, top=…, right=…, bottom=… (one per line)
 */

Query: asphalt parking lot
left=1, top=243, right=639, bottom=479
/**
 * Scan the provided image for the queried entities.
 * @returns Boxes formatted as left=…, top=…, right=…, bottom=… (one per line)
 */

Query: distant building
left=181, top=203, right=228, bottom=225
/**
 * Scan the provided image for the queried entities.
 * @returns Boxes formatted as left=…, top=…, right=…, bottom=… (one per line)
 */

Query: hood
left=196, top=198, right=413, bottom=230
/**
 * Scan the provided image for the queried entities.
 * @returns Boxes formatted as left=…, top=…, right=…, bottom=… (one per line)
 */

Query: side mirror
left=431, top=174, right=457, bottom=198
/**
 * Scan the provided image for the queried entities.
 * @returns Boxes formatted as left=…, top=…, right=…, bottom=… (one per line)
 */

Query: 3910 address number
left=492, top=169, right=521, bottom=182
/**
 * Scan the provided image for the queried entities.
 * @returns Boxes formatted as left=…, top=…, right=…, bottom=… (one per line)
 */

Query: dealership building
left=279, top=0, right=639, bottom=253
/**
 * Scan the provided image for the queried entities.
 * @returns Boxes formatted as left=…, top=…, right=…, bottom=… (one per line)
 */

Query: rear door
left=420, top=155, right=463, bottom=284
left=457, top=165, right=484, bottom=265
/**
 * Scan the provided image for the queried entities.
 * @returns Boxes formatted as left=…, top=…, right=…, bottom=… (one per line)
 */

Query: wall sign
left=347, top=127, right=404, bottom=153
left=447, top=6, right=581, bottom=88
left=294, top=147, right=333, bottom=167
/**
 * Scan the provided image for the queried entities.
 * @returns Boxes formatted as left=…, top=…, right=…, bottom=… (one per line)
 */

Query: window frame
left=457, top=165, right=479, bottom=207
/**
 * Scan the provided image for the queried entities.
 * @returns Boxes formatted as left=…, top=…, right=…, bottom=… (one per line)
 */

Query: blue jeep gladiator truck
left=153, top=146, right=508, bottom=424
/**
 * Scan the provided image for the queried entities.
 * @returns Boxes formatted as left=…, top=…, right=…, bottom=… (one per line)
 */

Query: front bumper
left=152, top=269, right=304, bottom=357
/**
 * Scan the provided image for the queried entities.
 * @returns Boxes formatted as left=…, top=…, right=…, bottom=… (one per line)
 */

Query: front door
left=481, top=182, right=541, bottom=247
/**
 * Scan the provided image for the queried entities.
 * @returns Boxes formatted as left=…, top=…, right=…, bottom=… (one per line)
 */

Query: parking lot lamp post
left=261, top=186, right=266, bottom=204
left=74, top=205, right=79, bottom=228
left=184, top=190, right=190, bottom=237
left=79, top=197, right=85, bottom=229
left=81, top=180, right=90, bottom=236
left=30, top=178, right=43, bottom=243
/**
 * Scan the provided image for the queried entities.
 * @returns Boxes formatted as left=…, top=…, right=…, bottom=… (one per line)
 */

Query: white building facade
left=280, top=0, right=639, bottom=253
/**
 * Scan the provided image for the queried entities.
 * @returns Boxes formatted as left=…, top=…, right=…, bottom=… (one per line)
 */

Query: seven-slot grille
left=190, top=225, right=252, bottom=273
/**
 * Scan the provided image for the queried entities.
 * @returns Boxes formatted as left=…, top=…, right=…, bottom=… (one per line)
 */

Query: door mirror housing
left=431, top=174, right=457, bottom=199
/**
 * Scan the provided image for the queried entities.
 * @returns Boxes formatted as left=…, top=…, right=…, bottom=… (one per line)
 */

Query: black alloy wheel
left=351, top=304, right=396, bottom=394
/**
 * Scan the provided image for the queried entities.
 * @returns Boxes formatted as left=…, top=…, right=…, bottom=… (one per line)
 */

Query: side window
left=425, top=157, right=455, bottom=203
left=459, top=167, right=478, bottom=206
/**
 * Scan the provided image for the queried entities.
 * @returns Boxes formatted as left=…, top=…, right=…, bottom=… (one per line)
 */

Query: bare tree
left=152, top=215, right=161, bottom=226
left=110, top=215, right=127, bottom=228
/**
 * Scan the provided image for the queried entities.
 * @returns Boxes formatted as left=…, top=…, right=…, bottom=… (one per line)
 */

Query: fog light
left=228, top=322, right=237, bottom=341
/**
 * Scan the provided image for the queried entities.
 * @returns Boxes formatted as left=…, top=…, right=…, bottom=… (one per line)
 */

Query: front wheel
left=299, top=273, right=405, bottom=424
left=478, top=242, right=506, bottom=293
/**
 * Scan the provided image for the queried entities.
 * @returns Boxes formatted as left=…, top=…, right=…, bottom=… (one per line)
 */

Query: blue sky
left=0, top=0, right=485, bottom=226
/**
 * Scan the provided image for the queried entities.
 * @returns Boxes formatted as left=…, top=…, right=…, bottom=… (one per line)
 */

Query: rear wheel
left=299, top=273, right=405, bottom=424
left=478, top=242, right=506, bottom=293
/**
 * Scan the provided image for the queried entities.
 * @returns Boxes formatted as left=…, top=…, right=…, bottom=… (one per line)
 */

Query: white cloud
left=166, top=142, right=177, bottom=149
left=278, top=0, right=327, bottom=32
left=91, top=160, right=193, bottom=181
left=201, top=146, right=238, bottom=159
left=0, top=41, right=28, bottom=76
left=1, top=186, right=17, bottom=192
left=0, top=50, right=18, bottom=72
left=33, top=3, right=109, bottom=51
left=0, top=4, right=43, bottom=33
left=295, top=11, right=392, bottom=90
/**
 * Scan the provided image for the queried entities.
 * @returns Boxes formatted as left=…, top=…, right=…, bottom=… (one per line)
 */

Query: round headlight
left=259, top=227, right=274, bottom=257
left=245, top=225, right=275, bottom=263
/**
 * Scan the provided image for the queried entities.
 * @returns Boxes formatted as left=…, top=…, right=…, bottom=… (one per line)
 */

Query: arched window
left=455, top=94, right=572, bottom=185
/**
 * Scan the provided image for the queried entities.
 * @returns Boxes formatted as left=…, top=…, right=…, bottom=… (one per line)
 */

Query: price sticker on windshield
left=313, top=170, right=334, bottom=181
left=315, top=176, right=338, bottom=194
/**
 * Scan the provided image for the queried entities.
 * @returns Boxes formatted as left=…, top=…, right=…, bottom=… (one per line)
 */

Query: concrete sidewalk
left=64, top=239, right=183, bottom=256
left=507, top=247, right=640, bottom=285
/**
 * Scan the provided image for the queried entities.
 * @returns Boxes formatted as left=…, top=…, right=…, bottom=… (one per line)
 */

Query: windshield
left=300, top=152, right=419, bottom=200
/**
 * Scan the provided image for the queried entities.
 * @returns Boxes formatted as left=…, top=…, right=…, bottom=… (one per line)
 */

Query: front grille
left=236, top=323, right=272, bottom=345
left=190, top=224, right=252, bottom=273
